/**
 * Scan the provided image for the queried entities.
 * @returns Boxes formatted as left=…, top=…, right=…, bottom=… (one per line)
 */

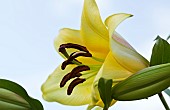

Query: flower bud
left=0, top=79, right=43, bottom=110
left=112, top=63, right=170, bottom=100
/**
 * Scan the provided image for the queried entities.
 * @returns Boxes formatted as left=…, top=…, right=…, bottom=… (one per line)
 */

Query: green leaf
left=150, top=36, right=170, bottom=66
left=98, top=78, right=113, bottom=110
left=164, top=88, right=170, bottom=97
left=150, top=36, right=170, bottom=98
left=0, top=79, right=44, bottom=110
left=111, top=63, right=170, bottom=101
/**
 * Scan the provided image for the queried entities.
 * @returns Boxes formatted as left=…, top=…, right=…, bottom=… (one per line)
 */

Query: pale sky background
left=0, top=0, right=170, bottom=110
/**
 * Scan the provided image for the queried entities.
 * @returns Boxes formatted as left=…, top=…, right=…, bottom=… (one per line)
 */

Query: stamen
left=70, top=65, right=90, bottom=75
left=58, top=43, right=95, bottom=95
left=67, top=78, right=86, bottom=95
left=67, top=51, right=92, bottom=62
left=59, top=43, right=89, bottom=53
left=61, top=59, right=83, bottom=70
left=61, top=60, right=74, bottom=70
left=58, top=48, right=69, bottom=58
left=60, top=72, right=82, bottom=88
left=61, top=51, right=92, bottom=70
left=59, top=43, right=93, bottom=70
left=69, top=51, right=82, bottom=63
left=60, top=65, right=90, bottom=87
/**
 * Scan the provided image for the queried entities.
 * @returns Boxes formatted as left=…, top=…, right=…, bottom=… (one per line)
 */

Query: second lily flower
left=41, top=0, right=149, bottom=109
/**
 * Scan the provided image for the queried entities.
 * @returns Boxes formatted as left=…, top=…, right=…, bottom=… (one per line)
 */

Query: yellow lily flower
left=41, top=0, right=149, bottom=109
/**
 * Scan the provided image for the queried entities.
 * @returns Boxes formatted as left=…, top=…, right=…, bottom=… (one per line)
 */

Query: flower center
left=59, top=43, right=102, bottom=95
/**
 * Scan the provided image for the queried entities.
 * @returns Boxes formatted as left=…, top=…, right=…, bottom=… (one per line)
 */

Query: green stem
left=103, top=106, right=108, bottom=110
left=158, top=92, right=170, bottom=110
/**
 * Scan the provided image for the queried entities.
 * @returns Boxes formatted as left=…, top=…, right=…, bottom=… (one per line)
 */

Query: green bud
left=0, top=79, right=44, bottom=110
left=112, top=63, right=170, bottom=101
left=0, top=88, right=30, bottom=110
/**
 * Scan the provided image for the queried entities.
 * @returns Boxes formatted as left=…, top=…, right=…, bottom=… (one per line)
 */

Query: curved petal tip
left=105, top=13, right=133, bottom=34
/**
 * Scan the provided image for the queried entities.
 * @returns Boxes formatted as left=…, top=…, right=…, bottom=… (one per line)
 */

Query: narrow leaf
left=150, top=36, right=170, bottom=66
left=98, top=78, right=113, bottom=110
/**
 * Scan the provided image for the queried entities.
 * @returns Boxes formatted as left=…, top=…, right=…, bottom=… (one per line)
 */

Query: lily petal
left=105, top=13, right=133, bottom=36
left=54, top=28, right=101, bottom=65
left=105, top=14, right=149, bottom=73
left=104, top=52, right=134, bottom=79
left=81, top=0, right=109, bottom=58
left=94, top=52, right=133, bottom=86
left=91, top=52, right=133, bottom=107
left=41, top=65, right=94, bottom=106
left=54, top=28, right=84, bottom=55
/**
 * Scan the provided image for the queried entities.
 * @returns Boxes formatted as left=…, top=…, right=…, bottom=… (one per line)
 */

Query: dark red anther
left=61, top=59, right=82, bottom=70
left=58, top=47, right=69, bottom=58
left=59, top=43, right=89, bottom=53
left=60, top=65, right=90, bottom=87
left=67, top=51, right=92, bottom=63
left=61, top=60, right=74, bottom=70
left=67, top=78, right=86, bottom=95
left=59, top=43, right=92, bottom=69
left=70, top=65, right=90, bottom=76
left=60, top=72, right=82, bottom=88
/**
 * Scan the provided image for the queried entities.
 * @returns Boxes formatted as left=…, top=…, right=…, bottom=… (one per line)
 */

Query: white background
left=0, top=0, right=170, bottom=110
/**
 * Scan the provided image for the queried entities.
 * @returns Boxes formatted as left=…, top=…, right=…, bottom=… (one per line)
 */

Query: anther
left=61, top=60, right=74, bottom=70
left=60, top=65, right=90, bottom=87
left=67, top=51, right=92, bottom=63
left=67, top=78, right=86, bottom=95
left=61, top=51, right=92, bottom=70
left=58, top=48, right=69, bottom=58
left=70, top=65, right=90, bottom=75
left=61, top=59, right=82, bottom=70
left=60, top=72, right=82, bottom=88
left=59, top=43, right=89, bottom=53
